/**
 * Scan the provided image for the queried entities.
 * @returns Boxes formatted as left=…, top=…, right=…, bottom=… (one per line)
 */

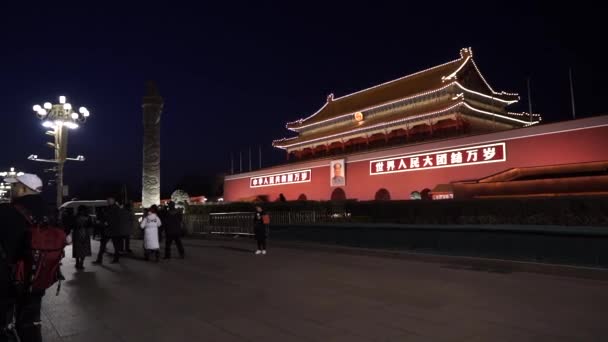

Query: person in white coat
left=140, top=205, right=162, bottom=262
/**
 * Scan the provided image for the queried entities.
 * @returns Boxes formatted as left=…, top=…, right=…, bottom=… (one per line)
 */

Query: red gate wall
left=224, top=116, right=608, bottom=201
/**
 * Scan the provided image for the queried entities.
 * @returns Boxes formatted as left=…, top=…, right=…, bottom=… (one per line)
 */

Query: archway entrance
left=375, top=188, right=391, bottom=201
left=331, top=188, right=346, bottom=201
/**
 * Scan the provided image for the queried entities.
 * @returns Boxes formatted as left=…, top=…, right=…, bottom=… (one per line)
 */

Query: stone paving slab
left=40, top=239, right=608, bottom=341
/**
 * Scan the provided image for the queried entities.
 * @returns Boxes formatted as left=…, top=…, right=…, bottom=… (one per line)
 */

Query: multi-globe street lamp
left=29, top=96, right=90, bottom=206
left=0, top=167, right=25, bottom=201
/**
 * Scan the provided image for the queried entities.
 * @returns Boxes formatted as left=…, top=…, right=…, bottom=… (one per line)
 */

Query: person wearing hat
left=0, top=173, right=47, bottom=342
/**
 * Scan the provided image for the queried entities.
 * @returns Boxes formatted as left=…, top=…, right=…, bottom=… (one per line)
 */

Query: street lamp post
left=30, top=96, right=90, bottom=207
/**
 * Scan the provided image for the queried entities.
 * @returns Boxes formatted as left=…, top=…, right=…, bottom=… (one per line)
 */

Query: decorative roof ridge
left=274, top=101, right=468, bottom=148
left=286, top=80, right=520, bottom=133
left=286, top=82, right=458, bottom=132
left=285, top=48, right=469, bottom=128
left=331, top=54, right=465, bottom=102
left=441, top=47, right=473, bottom=83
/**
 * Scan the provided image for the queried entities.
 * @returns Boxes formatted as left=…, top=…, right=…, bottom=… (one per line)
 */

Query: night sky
left=0, top=3, right=605, bottom=199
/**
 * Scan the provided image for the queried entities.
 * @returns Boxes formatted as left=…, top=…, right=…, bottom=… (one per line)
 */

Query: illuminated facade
left=224, top=48, right=608, bottom=201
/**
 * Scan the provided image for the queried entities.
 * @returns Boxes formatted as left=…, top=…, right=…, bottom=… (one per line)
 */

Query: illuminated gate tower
left=273, top=48, right=538, bottom=160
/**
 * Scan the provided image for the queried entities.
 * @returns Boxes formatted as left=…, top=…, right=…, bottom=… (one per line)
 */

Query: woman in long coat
left=140, top=205, right=162, bottom=262
left=72, top=205, right=92, bottom=269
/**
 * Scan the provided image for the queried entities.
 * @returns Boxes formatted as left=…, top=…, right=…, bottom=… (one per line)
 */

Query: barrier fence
left=184, top=210, right=352, bottom=235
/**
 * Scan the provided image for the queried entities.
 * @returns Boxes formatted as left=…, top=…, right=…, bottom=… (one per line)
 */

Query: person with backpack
left=1, top=173, right=65, bottom=342
left=140, top=205, right=162, bottom=262
left=163, top=201, right=185, bottom=259
left=253, top=205, right=269, bottom=255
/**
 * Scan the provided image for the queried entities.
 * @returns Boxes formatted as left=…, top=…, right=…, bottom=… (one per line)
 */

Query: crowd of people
left=0, top=174, right=188, bottom=341
left=1, top=172, right=269, bottom=341
left=64, top=198, right=188, bottom=267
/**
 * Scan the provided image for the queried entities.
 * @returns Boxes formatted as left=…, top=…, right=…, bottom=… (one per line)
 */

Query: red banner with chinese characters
left=250, top=169, right=312, bottom=188
left=369, top=142, right=506, bottom=175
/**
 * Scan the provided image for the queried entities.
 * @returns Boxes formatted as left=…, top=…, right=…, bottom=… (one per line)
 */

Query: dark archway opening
left=420, top=188, right=432, bottom=200
left=331, top=188, right=346, bottom=201
left=375, top=188, right=391, bottom=201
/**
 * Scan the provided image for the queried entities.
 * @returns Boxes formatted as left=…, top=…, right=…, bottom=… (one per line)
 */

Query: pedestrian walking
left=70, top=205, right=92, bottom=270
left=163, top=201, right=185, bottom=259
left=253, top=205, right=269, bottom=255
left=93, top=197, right=123, bottom=265
left=140, top=205, right=162, bottom=262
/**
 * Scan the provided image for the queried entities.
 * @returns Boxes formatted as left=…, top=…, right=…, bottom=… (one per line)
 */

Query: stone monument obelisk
left=142, top=81, right=163, bottom=208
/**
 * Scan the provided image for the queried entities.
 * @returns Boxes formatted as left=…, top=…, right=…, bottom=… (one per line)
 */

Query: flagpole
left=527, top=77, right=533, bottom=123
left=230, top=153, right=234, bottom=174
left=569, top=68, right=577, bottom=120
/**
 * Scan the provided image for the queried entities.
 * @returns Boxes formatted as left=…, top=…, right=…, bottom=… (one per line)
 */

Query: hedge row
left=185, top=196, right=608, bottom=226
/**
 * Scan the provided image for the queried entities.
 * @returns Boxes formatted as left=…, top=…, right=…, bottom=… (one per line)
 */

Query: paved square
left=41, top=239, right=608, bottom=341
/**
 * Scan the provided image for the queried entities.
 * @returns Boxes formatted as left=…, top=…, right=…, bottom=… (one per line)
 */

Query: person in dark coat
left=157, top=205, right=167, bottom=243
left=61, top=208, right=75, bottom=234
left=1, top=173, right=48, bottom=342
left=253, top=205, right=268, bottom=255
left=121, top=202, right=134, bottom=253
left=163, top=201, right=185, bottom=259
left=93, top=197, right=123, bottom=265
left=70, top=206, right=92, bottom=270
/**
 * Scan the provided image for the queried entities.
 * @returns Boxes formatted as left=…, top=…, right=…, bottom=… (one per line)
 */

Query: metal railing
left=184, top=210, right=352, bottom=236
left=204, top=212, right=255, bottom=235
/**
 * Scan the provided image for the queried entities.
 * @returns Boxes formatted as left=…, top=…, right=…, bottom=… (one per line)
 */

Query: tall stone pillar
left=142, top=81, right=163, bottom=208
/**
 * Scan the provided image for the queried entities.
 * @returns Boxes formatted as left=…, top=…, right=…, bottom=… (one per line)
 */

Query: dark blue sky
left=0, top=3, right=605, bottom=198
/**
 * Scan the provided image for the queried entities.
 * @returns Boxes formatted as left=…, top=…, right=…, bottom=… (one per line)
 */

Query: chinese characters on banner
left=250, top=169, right=312, bottom=188
left=369, top=143, right=506, bottom=175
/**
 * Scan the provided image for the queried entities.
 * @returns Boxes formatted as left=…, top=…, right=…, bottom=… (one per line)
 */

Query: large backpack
left=13, top=205, right=67, bottom=295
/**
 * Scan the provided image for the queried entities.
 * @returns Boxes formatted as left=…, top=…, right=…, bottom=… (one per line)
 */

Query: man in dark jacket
left=121, top=202, right=134, bottom=253
left=163, top=202, right=185, bottom=259
left=1, top=173, right=47, bottom=342
left=93, top=197, right=123, bottom=264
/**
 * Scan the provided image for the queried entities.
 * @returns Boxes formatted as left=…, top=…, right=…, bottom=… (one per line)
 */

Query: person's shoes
left=110, top=259, right=119, bottom=264
left=92, top=260, right=102, bottom=265
left=262, top=250, right=267, bottom=255
left=164, top=256, right=171, bottom=260
left=179, top=255, right=185, bottom=259
left=255, top=250, right=262, bottom=255
left=127, top=249, right=134, bottom=253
